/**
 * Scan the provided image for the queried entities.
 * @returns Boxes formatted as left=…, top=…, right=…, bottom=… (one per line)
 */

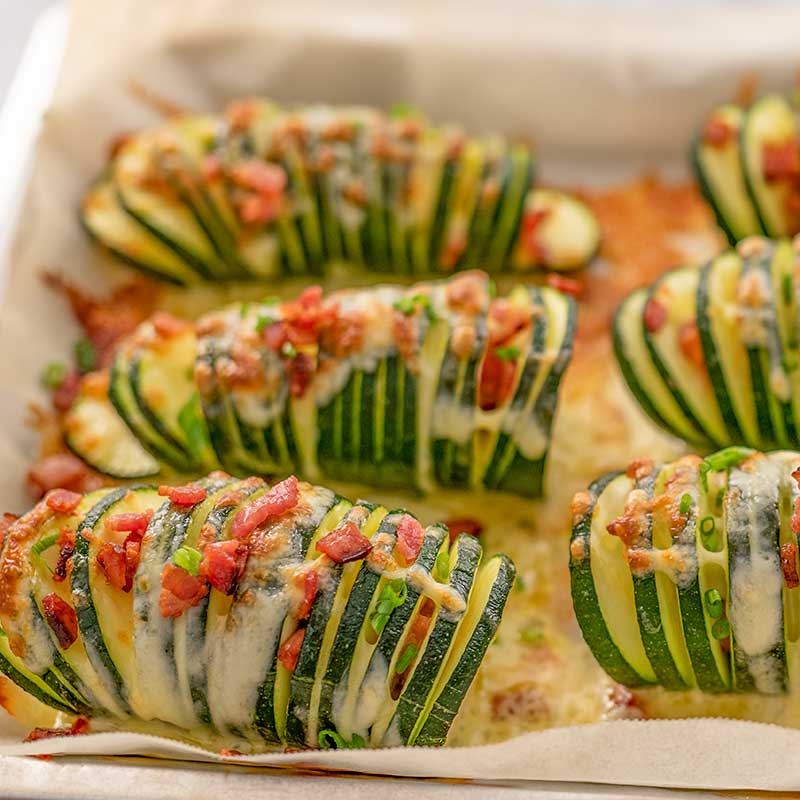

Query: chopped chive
left=40, top=361, right=67, bottom=390
left=31, top=531, right=61, bottom=557
left=495, top=345, right=521, bottom=362
left=173, top=545, right=203, bottom=576
left=703, top=447, right=753, bottom=473
left=395, top=643, right=418, bottom=674
left=178, top=393, right=211, bottom=463
left=514, top=575, right=526, bottom=593
left=393, top=296, right=416, bottom=316
left=712, top=618, right=730, bottom=640
left=261, top=295, right=281, bottom=305
left=239, top=303, right=250, bottom=318
left=370, top=579, right=406, bottom=637
left=704, top=588, right=723, bottom=619
left=488, top=279, right=497, bottom=298
left=520, top=625, right=545, bottom=645
left=783, top=274, right=794, bottom=305
left=389, top=102, right=420, bottom=119
left=318, top=729, right=365, bottom=749
left=255, top=314, right=274, bottom=333
left=412, top=293, right=436, bottom=322
left=679, top=493, right=691, bottom=515
left=74, top=338, right=97, bottom=374
left=280, top=341, right=297, bottom=359
left=434, top=549, right=450, bottom=582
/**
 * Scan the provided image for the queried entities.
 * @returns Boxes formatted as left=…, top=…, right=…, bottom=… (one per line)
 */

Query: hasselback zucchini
left=570, top=448, right=800, bottom=695
left=614, top=235, right=800, bottom=452
left=64, top=271, right=576, bottom=497
left=0, top=476, right=514, bottom=748
left=692, top=94, right=800, bottom=244
left=81, top=98, right=599, bottom=282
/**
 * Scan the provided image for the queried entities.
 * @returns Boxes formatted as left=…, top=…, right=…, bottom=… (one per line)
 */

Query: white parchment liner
left=3, top=0, right=800, bottom=791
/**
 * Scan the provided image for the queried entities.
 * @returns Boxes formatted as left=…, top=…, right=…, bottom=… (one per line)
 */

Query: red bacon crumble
left=478, top=347, right=518, bottom=412
left=51, top=369, right=81, bottom=413
left=762, top=141, right=800, bottom=183
left=24, top=716, right=90, bottom=743
left=702, top=117, right=735, bottom=148
left=53, top=527, right=76, bottom=584
left=27, top=454, right=99, bottom=499
left=792, top=496, right=800, bottom=535
left=277, top=628, right=306, bottom=671
left=395, top=515, right=424, bottom=565
left=678, top=321, right=704, bottom=368
left=105, top=510, right=152, bottom=533
left=444, top=517, right=484, bottom=544
left=296, top=569, right=318, bottom=620
left=41, top=593, right=78, bottom=649
left=199, top=539, right=249, bottom=596
left=230, top=159, right=287, bottom=225
left=159, top=563, right=209, bottom=619
left=781, top=541, right=800, bottom=589
left=546, top=274, right=584, bottom=298
left=520, top=208, right=550, bottom=262
left=158, top=484, right=208, bottom=507
left=643, top=297, right=667, bottom=333
left=230, top=476, right=299, bottom=541
left=151, top=311, right=191, bottom=338
left=316, top=521, right=372, bottom=564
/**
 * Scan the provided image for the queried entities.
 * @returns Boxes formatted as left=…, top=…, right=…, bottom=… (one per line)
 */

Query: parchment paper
left=4, top=0, right=800, bottom=791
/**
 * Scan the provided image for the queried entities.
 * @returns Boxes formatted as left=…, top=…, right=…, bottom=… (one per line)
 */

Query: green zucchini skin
left=614, top=236, right=800, bottom=453
left=571, top=448, right=800, bottom=696
left=68, top=272, right=574, bottom=500
left=82, top=100, right=597, bottom=284
left=0, top=475, right=515, bottom=749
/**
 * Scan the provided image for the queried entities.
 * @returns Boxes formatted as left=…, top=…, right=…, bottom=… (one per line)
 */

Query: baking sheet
left=3, top=0, right=800, bottom=793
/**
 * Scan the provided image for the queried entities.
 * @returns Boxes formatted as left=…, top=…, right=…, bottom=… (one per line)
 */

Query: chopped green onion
left=239, top=303, right=250, bottom=318
left=395, top=643, right=418, bottom=674
left=520, top=625, right=545, bottom=645
left=783, top=274, right=793, bottom=305
left=173, top=546, right=203, bottom=576
left=74, top=338, right=97, bottom=374
left=700, top=447, right=753, bottom=492
left=700, top=516, right=718, bottom=550
left=495, top=345, right=521, bottom=362
left=488, top=279, right=497, bottom=298
left=514, top=575, right=526, bottom=593
left=261, top=295, right=280, bottom=306
left=40, top=362, right=67, bottom=391
left=31, top=531, right=61, bottom=557
left=280, top=341, right=297, bottom=359
left=178, top=393, right=211, bottom=463
left=412, top=294, right=436, bottom=322
left=389, top=102, right=420, bottom=119
left=318, top=729, right=365, bottom=749
left=679, top=493, right=691, bottom=515
left=369, top=579, right=406, bottom=637
left=704, top=588, right=723, bottom=619
left=434, top=549, right=450, bottom=582
left=712, top=618, right=730, bottom=640
left=393, top=296, right=416, bottom=316
left=255, top=314, right=274, bottom=333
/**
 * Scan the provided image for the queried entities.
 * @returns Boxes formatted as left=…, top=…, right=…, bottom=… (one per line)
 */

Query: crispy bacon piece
left=296, top=569, right=318, bottom=620
left=702, top=117, right=735, bottom=148
left=445, top=271, right=486, bottom=315
left=520, top=208, right=550, bottom=262
left=392, top=311, right=419, bottom=364
left=27, top=453, right=102, bottom=499
left=607, top=510, right=643, bottom=548
left=105, top=510, right=152, bottom=533
left=318, top=312, right=365, bottom=358
left=53, top=527, right=75, bottom=584
left=230, top=476, right=299, bottom=541
left=51, top=369, right=81, bottom=413
left=24, top=716, right=90, bottom=743
left=158, top=484, right=208, bottom=507
left=487, top=297, right=530, bottom=346
left=478, top=347, right=518, bottom=412
left=278, top=627, right=306, bottom=671
left=781, top=541, right=800, bottom=589
left=316, top=521, right=372, bottom=564
left=41, top=593, right=78, bottom=649
left=625, top=458, right=654, bottom=481
left=643, top=297, right=667, bottom=333
left=678, top=321, right=704, bottom=368
left=444, top=517, right=484, bottom=545
left=603, top=684, right=644, bottom=720
left=231, top=159, right=287, bottom=225
left=151, top=311, right=191, bottom=339
left=159, top=563, right=209, bottom=619
left=792, top=497, right=800, bottom=535
left=762, top=141, right=800, bottom=183
left=44, top=489, right=82, bottom=515
left=395, top=515, right=424, bottom=566
left=547, top=274, right=583, bottom=298
left=96, top=543, right=129, bottom=591
left=199, top=539, right=249, bottom=596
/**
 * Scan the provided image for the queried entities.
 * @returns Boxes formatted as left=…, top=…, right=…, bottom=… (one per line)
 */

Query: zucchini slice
left=740, top=95, right=799, bottom=238
left=692, top=104, right=762, bottom=244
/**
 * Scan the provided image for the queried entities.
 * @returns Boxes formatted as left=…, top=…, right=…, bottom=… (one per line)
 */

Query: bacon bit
left=487, top=297, right=530, bottom=346
left=41, top=593, right=78, bottom=649
left=546, top=274, right=583, bottom=298
left=625, top=458, right=654, bottom=481
left=231, top=160, right=287, bottom=225
left=478, top=347, right=517, bottom=412
left=151, top=311, right=191, bottom=339
left=792, top=466, right=800, bottom=487
left=392, top=311, right=419, bottom=365
left=792, top=497, right=800, bottom=535
left=45, top=489, right=82, bottom=515
left=297, top=569, right=318, bottom=620
left=395, top=515, right=425, bottom=565
left=96, top=543, right=130, bottom=592
left=51, top=369, right=81, bottom=413
left=24, top=716, right=90, bottom=743
left=444, top=517, right=483, bottom=545
left=316, top=521, right=372, bottom=564
left=158, top=484, right=208, bottom=508
left=199, top=539, right=249, bottom=596
left=607, top=511, right=643, bottom=548
left=159, top=563, right=209, bottom=619
left=53, top=527, right=76, bottom=584
left=230, top=476, right=299, bottom=541
left=678, top=321, right=704, bottom=368
left=219, top=748, right=245, bottom=758
left=603, top=684, right=644, bottom=720
left=520, top=208, right=550, bottom=263
left=490, top=682, right=551, bottom=723
left=445, top=272, right=487, bottom=315
left=440, top=231, right=467, bottom=270
left=318, top=311, right=365, bottom=358
left=202, top=154, right=223, bottom=181
left=626, top=548, right=652, bottom=573
left=702, top=116, right=735, bottom=148
left=278, top=627, right=306, bottom=671
left=762, top=141, right=800, bottom=183
left=27, top=453, right=98, bottom=499
left=43, top=273, right=156, bottom=368
left=781, top=541, right=800, bottom=589
left=0, top=513, right=17, bottom=549
left=643, top=297, right=667, bottom=333
left=105, top=510, right=152, bottom=533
